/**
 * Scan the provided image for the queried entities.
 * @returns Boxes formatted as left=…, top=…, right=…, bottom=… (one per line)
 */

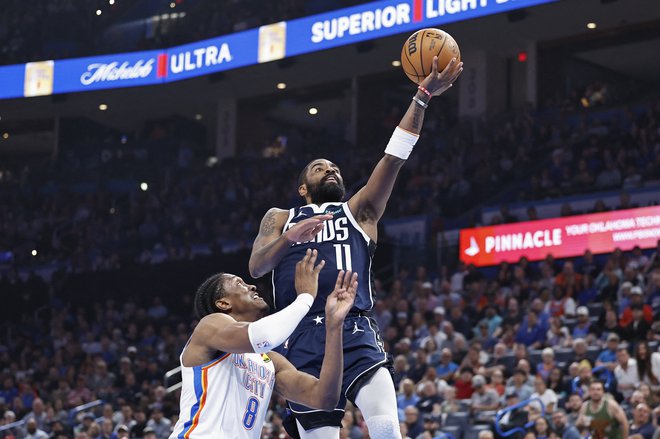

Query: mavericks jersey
left=273, top=202, right=375, bottom=315
left=170, top=351, right=275, bottom=439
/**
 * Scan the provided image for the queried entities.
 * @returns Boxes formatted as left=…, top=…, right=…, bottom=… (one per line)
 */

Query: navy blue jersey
left=272, top=202, right=376, bottom=315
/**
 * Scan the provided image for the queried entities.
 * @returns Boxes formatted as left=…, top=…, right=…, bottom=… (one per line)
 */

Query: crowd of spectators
left=2, top=98, right=659, bottom=277
left=3, top=239, right=660, bottom=439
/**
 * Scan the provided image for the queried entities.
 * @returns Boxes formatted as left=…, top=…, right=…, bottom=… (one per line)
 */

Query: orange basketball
left=400, top=28, right=460, bottom=85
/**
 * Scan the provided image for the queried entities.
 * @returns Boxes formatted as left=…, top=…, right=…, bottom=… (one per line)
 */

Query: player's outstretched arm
left=249, top=207, right=332, bottom=278
left=348, top=56, right=463, bottom=236
left=190, top=250, right=324, bottom=356
left=270, top=270, right=358, bottom=410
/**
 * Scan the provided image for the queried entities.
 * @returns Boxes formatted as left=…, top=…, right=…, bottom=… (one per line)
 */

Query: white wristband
left=247, top=293, right=314, bottom=353
left=384, top=126, right=419, bottom=160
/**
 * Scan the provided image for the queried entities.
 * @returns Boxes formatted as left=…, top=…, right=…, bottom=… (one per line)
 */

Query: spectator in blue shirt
left=571, top=306, right=592, bottom=338
left=516, top=310, right=546, bottom=348
left=595, top=333, right=619, bottom=370
left=397, top=378, right=420, bottom=411
left=435, top=348, right=459, bottom=382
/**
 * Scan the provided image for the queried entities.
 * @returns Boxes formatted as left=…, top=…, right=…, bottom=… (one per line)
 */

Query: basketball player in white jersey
left=170, top=249, right=358, bottom=439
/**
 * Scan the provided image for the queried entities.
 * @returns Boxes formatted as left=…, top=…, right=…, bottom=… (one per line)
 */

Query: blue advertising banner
left=164, top=29, right=260, bottom=81
left=0, top=64, right=25, bottom=99
left=52, top=50, right=165, bottom=94
left=0, top=0, right=556, bottom=99
left=286, top=0, right=556, bottom=57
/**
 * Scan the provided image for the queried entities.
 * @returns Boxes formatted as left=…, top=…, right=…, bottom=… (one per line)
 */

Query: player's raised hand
left=284, top=214, right=333, bottom=243
left=420, top=56, right=463, bottom=97
left=325, top=270, right=358, bottom=328
left=294, top=249, right=325, bottom=299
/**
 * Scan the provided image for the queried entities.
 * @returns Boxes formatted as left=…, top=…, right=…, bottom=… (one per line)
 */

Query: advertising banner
left=285, top=0, right=556, bottom=57
left=0, top=64, right=25, bottom=99
left=459, top=206, right=660, bottom=266
left=53, top=50, right=165, bottom=93
left=164, top=29, right=260, bottom=81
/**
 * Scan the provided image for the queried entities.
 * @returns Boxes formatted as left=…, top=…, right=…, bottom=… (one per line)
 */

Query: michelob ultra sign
left=460, top=205, right=660, bottom=266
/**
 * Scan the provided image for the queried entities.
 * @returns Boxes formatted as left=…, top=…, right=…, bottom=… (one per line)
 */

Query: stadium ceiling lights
left=308, top=107, right=318, bottom=115
left=99, top=104, right=108, bottom=111
left=96, top=9, right=102, bottom=16
left=277, top=83, right=287, bottom=90
left=391, top=60, right=401, bottom=67
left=587, top=22, right=597, bottom=29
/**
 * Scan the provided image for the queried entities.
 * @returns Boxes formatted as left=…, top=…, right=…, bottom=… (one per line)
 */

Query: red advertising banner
left=459, top=206, right=660, bottom=267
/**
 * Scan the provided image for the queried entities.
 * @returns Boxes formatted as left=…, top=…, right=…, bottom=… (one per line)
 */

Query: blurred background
left=1, top=0, right=660, bottom=438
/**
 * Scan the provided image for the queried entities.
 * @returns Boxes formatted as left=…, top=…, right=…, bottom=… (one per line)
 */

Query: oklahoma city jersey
left=170, top=351, right=275, bottom=439
left=273, top=202, right=375, bottom=314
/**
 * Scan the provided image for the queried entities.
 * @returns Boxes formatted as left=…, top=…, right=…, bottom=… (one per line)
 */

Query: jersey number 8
left=242, top=397, right=260, bottom=430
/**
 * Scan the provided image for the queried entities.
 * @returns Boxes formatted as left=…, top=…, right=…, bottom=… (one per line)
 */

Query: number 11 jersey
left=272, top=202, right=376, bottom=315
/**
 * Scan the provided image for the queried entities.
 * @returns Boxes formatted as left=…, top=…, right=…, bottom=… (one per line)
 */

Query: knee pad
left=365, top=415, right=401, bottom=439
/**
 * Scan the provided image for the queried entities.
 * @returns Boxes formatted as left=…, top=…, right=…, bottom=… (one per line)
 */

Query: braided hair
left=194, top=273, right=227, bottom=319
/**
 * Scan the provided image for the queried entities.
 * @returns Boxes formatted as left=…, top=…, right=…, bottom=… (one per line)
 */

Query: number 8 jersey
left=170, top=352, right=275, bottom=439
left=272, top=202, right=376, bottom=314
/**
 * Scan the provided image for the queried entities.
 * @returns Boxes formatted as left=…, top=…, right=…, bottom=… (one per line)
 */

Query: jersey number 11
left=333, top=244, right=352, bottom=271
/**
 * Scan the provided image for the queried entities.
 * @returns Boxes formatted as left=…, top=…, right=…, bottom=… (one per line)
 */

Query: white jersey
left=170, top=351, right=276, bottom=439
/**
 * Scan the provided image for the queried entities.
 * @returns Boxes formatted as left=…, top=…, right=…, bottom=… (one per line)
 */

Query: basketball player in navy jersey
left=249, top=56, right=463, bottom=439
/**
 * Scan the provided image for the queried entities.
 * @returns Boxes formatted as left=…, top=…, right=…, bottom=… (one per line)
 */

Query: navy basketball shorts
left=277, top=312, right=393, bottom=431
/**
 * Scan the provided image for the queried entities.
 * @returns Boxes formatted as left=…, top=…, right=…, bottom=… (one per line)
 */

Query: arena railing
left=0, top=420, right=26, bottom=433
left=165, top=366, right=182, bottom=394
left=494, top=397, right=545, bottom=438
left=68, top=399, right=104, bottom=424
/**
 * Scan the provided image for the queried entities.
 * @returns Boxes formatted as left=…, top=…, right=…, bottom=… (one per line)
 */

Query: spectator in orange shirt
left=620, top=287, right=653, bottom=327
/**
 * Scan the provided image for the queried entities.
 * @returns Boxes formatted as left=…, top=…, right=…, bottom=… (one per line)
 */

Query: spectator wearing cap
left=470, top=375, right=500, bottom=413
left=435, top=348, right=459, bottom=382
left=621, top=303, right=651, bottom=345
left=571, top=307, right=593, bottom=339
left=617, top=281, right=634, bottom=314
left=145, top=407, right=171, bottom=439
left=620, top=287, right=653, bottom=327
left=615, top=345, right=640, bottom=399
left=571, top=338, right=593, bottom=368
left=515, top=310, right=546, bottom=348
left=596, top=333, right=620, bottom=370
left=115, top=425, right=129, bottom=439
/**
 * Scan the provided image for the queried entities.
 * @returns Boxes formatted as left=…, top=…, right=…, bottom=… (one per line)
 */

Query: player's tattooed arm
left=249, top=208, right=331, bottom=278
left=249, top=208, right=290, bottom=278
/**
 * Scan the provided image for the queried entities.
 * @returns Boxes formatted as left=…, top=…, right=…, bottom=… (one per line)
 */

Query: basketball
left=400, top=28, right=461, bottom=85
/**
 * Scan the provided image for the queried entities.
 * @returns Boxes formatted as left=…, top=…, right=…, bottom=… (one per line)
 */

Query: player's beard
left=307, top=179, right=346, bottom=204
